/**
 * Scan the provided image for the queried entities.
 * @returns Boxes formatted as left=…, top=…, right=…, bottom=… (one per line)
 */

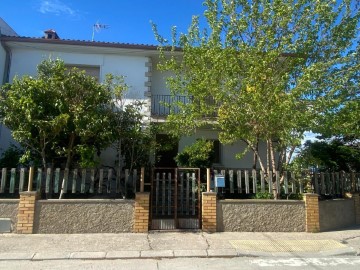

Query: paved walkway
left=0, top=226, right=359, bottom=260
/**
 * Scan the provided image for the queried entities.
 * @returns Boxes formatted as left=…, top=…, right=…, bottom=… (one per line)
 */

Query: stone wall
left=0, top=199, right=18, bottom=232
left=217, top=199, right=305, bottom=232
left=319, top=199, right=355, bottom=232
left=34, top=199, right=134, bottom=233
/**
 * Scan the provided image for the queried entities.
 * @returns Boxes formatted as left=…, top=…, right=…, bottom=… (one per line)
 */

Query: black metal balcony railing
left=151, top=94, right=218, bottom=117
left=151, top=95, right=191, bottom=116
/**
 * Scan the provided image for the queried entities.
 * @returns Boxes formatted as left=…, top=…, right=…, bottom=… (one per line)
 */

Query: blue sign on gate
left=214, top=174, right=225, bottom=188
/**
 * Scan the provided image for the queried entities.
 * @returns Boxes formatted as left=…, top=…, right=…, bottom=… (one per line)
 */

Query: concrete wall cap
left=219, top=199, right=304, bottom=205
left=37, top=199, right=135, bottom=204
left=303, top=193, right=319, bottom=197
left=202, top=192, right=217, bottom=196
left=19, top=191, right=38, bottom=196
left=0, top=199, right=19, bottom=203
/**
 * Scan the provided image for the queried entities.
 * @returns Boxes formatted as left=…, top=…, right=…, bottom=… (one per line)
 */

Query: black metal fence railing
left=151, top=95, right=191, bottom=116
left=151, top=94, right=218, bottom=117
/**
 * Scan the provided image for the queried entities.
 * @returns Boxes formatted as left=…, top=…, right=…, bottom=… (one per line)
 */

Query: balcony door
left=155, top=134, right=178, bottom=167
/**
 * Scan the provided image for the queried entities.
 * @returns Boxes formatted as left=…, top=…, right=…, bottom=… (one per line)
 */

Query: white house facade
left=0, top=18, right=18, bottom=155
left=0, top=21, right=267, bottom=169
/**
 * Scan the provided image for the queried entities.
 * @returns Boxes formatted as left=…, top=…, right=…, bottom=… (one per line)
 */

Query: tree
left=0, top=59, right=68, bottom=168
left=0, top=59, right=116, bottom=169
left=0, top=145, right=24, bottom=168
left=292, top=139, right=360, bottom=172
left=175, top=139, right=215, bottom=168
left=108, top=74, right=158, bottom=172
left=152, top=0, right=360, bottom=176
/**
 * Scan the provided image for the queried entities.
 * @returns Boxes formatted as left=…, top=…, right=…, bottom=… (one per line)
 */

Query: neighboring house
left=0, top=20, right=267, bottom=169
left=0, top=18, right=18, bottom=155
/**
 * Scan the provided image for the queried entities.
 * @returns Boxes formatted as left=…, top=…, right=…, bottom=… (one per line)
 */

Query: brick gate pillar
left=17, top=191, right=39, bottom=234
left=304, top=193, right=320, bottom=233
left=134, top=192, right=150, bottom=233
left=345, top=192, right=360, bottom=225
left=202, top=192, right=217, bottom=233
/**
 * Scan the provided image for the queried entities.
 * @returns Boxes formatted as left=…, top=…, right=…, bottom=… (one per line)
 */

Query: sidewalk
left=0, top=226, right=359, bottom=261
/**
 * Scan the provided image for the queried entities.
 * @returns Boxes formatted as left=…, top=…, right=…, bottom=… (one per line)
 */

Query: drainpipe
left=1, top=39, right=12, bottom=85
left=0, top=38, right=12, bottom=156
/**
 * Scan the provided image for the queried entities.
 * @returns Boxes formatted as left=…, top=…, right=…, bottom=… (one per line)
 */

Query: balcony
left=151, top=94, right=218, bottom=118
left=151, top=95, right=191, bottom=117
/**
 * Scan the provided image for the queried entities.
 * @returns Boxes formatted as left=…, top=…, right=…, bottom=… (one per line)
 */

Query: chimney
left=44, top=29, right=60, bottom=40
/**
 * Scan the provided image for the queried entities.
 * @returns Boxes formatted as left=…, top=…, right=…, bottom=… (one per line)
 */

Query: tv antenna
left=92, top=21, right=110, bottom=41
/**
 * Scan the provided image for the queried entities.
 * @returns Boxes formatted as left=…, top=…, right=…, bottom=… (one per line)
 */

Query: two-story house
left=0, top=20, right=266, bottom=169
left=0, top=17, right=18, bottom=156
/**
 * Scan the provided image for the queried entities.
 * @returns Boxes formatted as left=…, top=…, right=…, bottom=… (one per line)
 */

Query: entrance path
left=0, top=226, right=359, bottom=261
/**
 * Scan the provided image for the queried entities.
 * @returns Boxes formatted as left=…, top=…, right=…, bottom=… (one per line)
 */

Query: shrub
left=175, top=139, right=214, bottom=168
left=0, top=145, right=23, bottom=168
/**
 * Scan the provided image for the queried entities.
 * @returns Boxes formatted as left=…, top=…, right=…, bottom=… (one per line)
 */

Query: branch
left=286, top=145, right=297, bottom=166
left=242, top=139, right=266, bottom=172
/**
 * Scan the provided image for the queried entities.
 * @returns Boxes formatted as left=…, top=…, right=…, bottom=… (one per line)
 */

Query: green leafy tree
left=292, top=139, right=360, bottom=172
left=152, top=0, right=360, bottom=177
left=0, top=59, right=116, bottom=169
left=319, top=100, right=360, bottom=140
left=108, top=74, right=158, bottom=172
left=0, top=60, right=69, bottom=168
left=175, top=139, right=215, bottom=168
left=0, top=145, right=24, bottom=168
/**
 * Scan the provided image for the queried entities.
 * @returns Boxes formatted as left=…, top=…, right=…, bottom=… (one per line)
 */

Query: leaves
left=153, top=0, right=360, bottom=172
left=292, top=139, right=360, bottom=172
left=0, top=59, right=120, bottom=168
left=175, top=139, right=215, bottom=168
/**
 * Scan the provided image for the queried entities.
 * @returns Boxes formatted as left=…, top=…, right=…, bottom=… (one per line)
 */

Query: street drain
left=229, top=240, right=347, bottom=252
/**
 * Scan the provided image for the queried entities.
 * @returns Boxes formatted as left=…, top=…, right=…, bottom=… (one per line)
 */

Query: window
left=65, top=65, right=100, bottom=81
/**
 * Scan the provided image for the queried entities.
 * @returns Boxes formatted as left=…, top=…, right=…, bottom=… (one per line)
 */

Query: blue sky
left=1, top=0, right=206, bottom=44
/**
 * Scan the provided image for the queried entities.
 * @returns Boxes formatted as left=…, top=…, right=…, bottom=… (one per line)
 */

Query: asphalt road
left=2, top=257, right=360, bottom=270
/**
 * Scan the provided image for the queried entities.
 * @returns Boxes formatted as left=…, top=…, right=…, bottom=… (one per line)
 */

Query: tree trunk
left=64, top=132, right=76, bottom=169
left=277, top=149, right=285, bottom=172
left=59, top=132, right=75, bottom=199
left=252, top=140, right=258, bottom=170
left=268, top=139, right=279, bottom=199
left=266, top=140, right=270, bottom=175
left=41, top=148, right=47, bottom=170
left=286, top=145, right=296, bottom=166
left=39, top=136, right=47, bottom=169
left=244, top=140, right=266, bottom=173
left=118, top=139, right=123, bottom=196
left=269, top=139, right=276, bottom=174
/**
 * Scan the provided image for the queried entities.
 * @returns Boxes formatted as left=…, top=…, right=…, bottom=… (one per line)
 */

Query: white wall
left=151, top=56, right=173, bottom=95
left=178, top=129, right=268, bottom=169
left=0, top=44, right=14, bottom=155
left=9, top=48, right=148, bottom=100
left=3, top=46, right=150, bottom=163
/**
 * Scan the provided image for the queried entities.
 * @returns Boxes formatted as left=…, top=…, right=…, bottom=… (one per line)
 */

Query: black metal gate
left=150, top=168, right=201, bottom=230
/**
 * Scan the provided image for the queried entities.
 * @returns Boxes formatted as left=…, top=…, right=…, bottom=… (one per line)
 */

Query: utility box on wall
left=0, top=218, right=11, bottom=233
left=215, top=174, right=225, bottom=188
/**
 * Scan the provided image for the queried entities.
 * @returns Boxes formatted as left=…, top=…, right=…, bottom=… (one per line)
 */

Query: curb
left=0, top=248, right=358, bottom=261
